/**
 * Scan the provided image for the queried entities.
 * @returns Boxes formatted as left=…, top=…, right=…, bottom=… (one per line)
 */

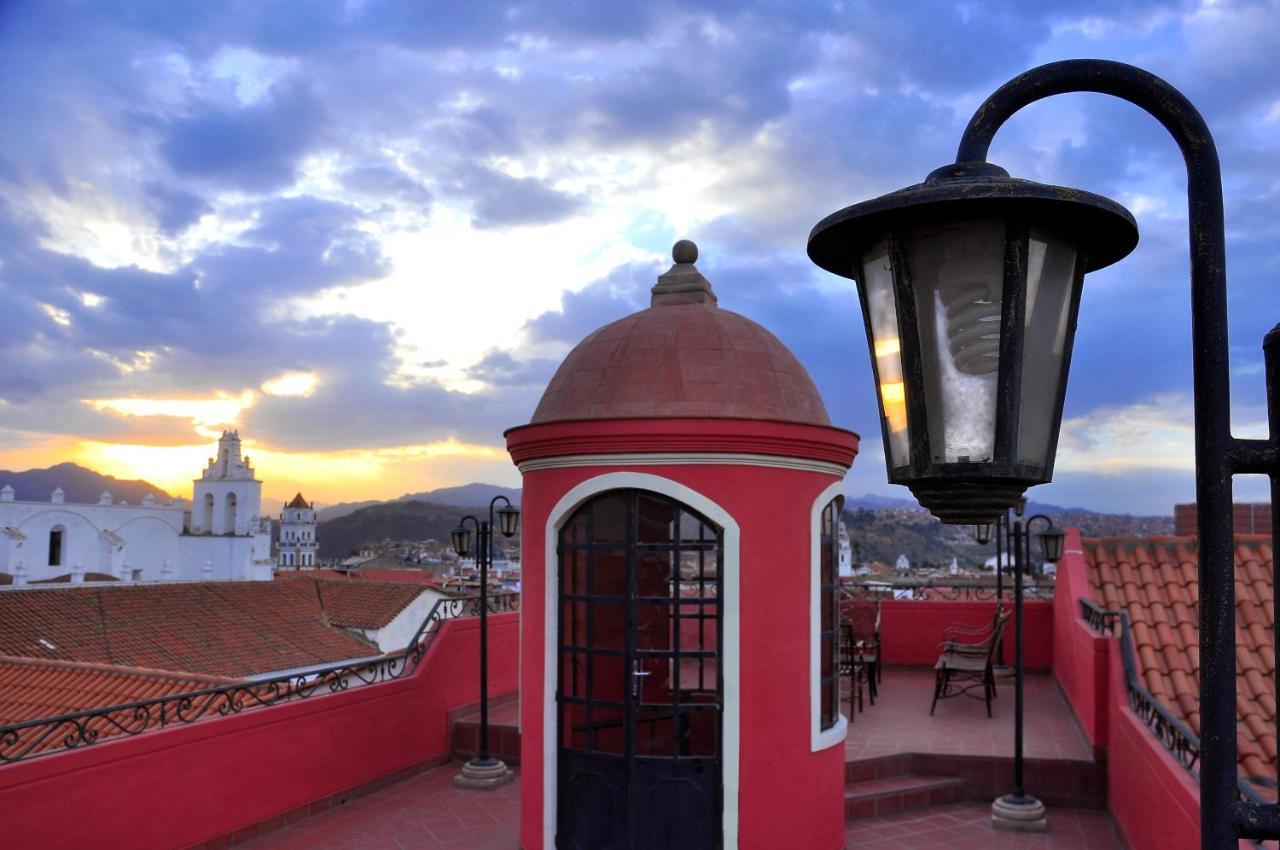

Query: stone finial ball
left=672, top=239, right=698, bottom=264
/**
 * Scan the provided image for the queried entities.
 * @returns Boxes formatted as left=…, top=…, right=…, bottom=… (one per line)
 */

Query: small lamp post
left=452, top=495, right=520, bottom=790
left=973, top=504, right=1062, bottom=829
left=809, top=59, right=1279, bottom=847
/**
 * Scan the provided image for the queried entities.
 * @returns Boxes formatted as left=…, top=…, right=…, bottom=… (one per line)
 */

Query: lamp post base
left=991, top=794, right=1047, bottom=832
left=454, top=757, right=514, bottom=790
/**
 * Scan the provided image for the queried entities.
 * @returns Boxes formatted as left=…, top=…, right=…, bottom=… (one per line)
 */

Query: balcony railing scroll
left=843, top=576, right=1054, bottom=601
left=1077, top=596, right=1268, bottom=816
left=0, top=592, right=520, bottom=765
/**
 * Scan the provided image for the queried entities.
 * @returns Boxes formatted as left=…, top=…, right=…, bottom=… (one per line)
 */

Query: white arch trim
left=810, top=480, right=849, bottom=752
left=542, top=472, right=741, bottom=850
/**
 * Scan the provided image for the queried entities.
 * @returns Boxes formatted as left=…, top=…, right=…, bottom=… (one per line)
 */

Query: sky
left=0, top=0, right=1278, bottom=516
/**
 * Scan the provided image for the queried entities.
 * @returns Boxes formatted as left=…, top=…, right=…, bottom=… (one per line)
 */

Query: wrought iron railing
left=0, top=592, right=520, bottom=764
left=1078, top=596, right=1268, bottom=821
left=1079, top=597, right=1120, bottom=636
left=843, top=577, right=1054, bottom=601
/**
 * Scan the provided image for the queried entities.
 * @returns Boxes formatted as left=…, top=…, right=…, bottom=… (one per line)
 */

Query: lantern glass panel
left=1016, top=230, right=1079, bottom=468
left=859, top=243, right=910, bottom=468
left=908, top=217, right=1006, bottom=464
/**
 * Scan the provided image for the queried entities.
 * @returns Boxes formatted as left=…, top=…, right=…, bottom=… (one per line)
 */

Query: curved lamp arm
left=953, top=59, right=1250, bottom=847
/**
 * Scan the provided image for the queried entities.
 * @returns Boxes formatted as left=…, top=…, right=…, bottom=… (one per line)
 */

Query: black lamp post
left=973, top=503, right=1063, bottom=828
left=451, top=495, right=520, bottom=789
left=974, top=517, right=1008, bottom=667
left=809, top=59, right=1277, bottom=848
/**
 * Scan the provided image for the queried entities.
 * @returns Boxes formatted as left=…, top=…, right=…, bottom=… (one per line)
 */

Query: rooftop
left=1086, top=534, right=1276, bottom=794
left=0, top=578, right=429, bottom=680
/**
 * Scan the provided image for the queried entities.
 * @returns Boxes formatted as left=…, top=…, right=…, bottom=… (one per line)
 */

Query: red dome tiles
left=531, top=242, right=831, bottom=426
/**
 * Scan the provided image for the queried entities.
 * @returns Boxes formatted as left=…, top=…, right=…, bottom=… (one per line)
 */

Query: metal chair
left=930, top=607, right=1011, bottom=718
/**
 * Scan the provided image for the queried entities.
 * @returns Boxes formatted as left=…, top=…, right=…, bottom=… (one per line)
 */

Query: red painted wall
left=517, top=460, right=850, bottom=850
left=1051, top=529, right=1110, bottom=748
left=1049, top=527, right=1200, bottom=850
left=876, top=598, right=1054, bottom=670
left=1104, top=638, right=1199, bottom=850
left=0, top=614, right=518, bottom=850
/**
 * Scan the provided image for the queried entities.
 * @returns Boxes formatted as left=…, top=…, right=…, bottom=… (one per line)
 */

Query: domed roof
left=531, top=241, right=831, bottom=426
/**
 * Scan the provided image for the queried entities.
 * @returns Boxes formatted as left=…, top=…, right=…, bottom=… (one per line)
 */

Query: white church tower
left=182, top=431, right=273, bottom=580
left=278, top=493, right=318, bottom=568
left=191, top=431, right=261, bottom=535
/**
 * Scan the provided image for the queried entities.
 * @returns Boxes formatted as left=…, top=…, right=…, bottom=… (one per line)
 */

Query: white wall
left=0, top=500, right=183, bottom=582
left=365, top=588, right=447, bottom=652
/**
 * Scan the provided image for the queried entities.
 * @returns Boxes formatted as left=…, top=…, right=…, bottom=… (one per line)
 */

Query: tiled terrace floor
left=246, top=668, right=1119, bottom=849
left=846, top=668, right=1094, bottom=761
left=245, top=764, right=519, bottom=850
left=247, top=768, right=1127, bottom=849
left=845, top=803, right=1124, bottom=850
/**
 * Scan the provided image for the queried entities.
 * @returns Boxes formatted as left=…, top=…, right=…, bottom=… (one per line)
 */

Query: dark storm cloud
left=159, top=83, right=325, bottom=191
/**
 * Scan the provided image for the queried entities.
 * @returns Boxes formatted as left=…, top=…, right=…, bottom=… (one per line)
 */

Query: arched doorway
left=556, top=489, right=723, bottom=850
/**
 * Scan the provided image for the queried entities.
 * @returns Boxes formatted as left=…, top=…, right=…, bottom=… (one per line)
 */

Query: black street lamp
left=973, top=504, right=1062, bottom=828
left=809, top=59, right=1277, bottom=848
left=451, top=495, right=520, bottom=789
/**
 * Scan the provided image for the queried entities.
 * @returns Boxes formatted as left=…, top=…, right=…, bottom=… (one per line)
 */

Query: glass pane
left=561, top=701, right=588, bottom=748
left=821, top=589, right=833, bottom=631
left=636, top=551, right=671, bottom=597
left=680, top=709, right=717, bottom=757
left=565, top=509, right=589, bottom=545
left=591, top=704, right=625, bottom=755
left=562, top=600, right=587, bottom=648
left=860, top=243, right=910, bottom=467
left=592, top=492, right=629, bottom=544
left=591, top=602, right=625, bottom=649
left=562, top=651, right=586, bottom=698
left=820, top=635, right=833, bottom=678
left=593, top=550, right=626, bottom=597
left=678, top=511, right=709, bottom=543
left=636, top=602, right=673, bottom=651
left=637, top=494, right=676, bottom=543
left=564, top=549, right=587, bottom=595
left=678, top=657, right=716, bottom=693
left=1017, top=230, right=1078, bottom=469
left=908, top=217, right=1005, bottom=464
left=636, top=708, right=675, bottom=757
left=590, top=653, right=627, bottom=703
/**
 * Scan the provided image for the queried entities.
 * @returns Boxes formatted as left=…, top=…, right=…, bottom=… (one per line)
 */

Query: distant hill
left=315, top=483, right=521, bottom=523
left=317, top=500, right=476, bottom=559
left=842, top=504, right=1173, bottom=569
left=0, top=462, right=173, bottom=506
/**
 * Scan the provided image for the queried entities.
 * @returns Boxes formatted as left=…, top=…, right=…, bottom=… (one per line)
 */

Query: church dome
left=531, top=241, right=831, bottom=426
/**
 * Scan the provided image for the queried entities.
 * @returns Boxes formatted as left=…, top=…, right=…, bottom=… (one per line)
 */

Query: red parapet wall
left=1049, top=528, right=1200, bottom=850
left=0, top=613, right=519, bottom=850
left=877, top=598, right=1054, bottom=670
left=1103, top=638, right=1199, bottom=850
left=1052, top=529, right=1110, bottom=749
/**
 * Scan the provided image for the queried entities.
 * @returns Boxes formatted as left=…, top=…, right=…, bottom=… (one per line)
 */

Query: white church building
left=277, top=492, right=318, bottom=568
left=0, top=431, right=274, bottom=586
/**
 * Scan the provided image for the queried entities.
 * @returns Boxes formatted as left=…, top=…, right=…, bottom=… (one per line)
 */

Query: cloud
left=159, top=82, right=324, bottom=191
left=447, top=164, right=585, bottom=229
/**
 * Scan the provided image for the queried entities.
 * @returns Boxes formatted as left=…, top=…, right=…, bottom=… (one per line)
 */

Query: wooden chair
left=839, top=620, right=868, bottom=716
left=843, top=598, right=881, bottom=703
left=930, top=607, right=1011, bottom=718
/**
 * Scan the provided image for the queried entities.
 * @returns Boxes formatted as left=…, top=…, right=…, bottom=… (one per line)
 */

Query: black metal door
left=556, top=490, right=723, bottom=850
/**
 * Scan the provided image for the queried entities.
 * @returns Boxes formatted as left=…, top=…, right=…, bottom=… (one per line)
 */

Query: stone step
left=844, top=774, right=967, bottom=821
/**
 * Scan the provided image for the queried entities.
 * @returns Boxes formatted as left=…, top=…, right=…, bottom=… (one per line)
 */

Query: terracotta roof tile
left=1085, top=536, right=1275, bottom=796
left=315, top=580, right=428, bottom=630
left=0, top=655, right=229, bottom=752
left=0, top=579, right=424, bottom=678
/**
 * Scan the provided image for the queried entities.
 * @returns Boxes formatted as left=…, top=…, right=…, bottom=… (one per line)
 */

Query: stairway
left=844, top=754, right=965, bottom=822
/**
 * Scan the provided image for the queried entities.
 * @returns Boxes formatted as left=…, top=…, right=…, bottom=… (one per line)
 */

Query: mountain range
left=314, top=483, right=522, bottom=522
left=0, top=462, right=174, bottom=506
